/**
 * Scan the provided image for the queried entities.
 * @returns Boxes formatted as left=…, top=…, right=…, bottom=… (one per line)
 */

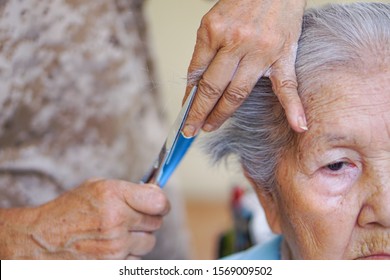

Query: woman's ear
left=243, top=171, right=282, bottom=235
left=255, top=189, right=282, bottom=234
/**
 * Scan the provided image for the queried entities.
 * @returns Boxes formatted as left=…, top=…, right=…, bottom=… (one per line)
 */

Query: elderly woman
left=205, top=2, right=390, bottom=260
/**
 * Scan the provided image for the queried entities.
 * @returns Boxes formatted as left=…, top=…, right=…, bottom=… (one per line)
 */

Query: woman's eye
left=326, top=162, right=346, bottom=171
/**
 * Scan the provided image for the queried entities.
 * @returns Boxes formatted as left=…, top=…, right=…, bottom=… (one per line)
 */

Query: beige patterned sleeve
left=0, top=0, right=189, bottom=259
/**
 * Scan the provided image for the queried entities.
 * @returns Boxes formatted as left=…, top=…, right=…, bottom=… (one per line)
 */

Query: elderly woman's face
left=260, top=70, right=390, bottom=259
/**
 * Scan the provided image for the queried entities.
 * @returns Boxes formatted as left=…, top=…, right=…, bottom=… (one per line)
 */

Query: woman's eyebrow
left=322, top=134, right=352, bottom=144
left=304, top=134, right=355, bottom=151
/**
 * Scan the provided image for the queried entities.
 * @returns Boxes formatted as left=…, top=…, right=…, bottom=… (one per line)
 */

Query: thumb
left=123, top=183, right=170, bottom=216
left=269, top=45, right=307, bottom=133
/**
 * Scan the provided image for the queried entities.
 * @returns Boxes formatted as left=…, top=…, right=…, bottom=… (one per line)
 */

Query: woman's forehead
left=303, top=70, right=390, bottom=118
left=299, top=71, right=390, bottom=149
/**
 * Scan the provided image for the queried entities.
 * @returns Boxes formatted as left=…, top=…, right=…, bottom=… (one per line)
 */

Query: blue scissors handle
left=140, top=86, right=198, bottom=187
left=154, top=132, right=196, bottom=187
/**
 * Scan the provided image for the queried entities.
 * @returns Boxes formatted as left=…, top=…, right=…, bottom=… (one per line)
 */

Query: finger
left=127, top=213, right=163, bottom=232
left=184, top=11, right=223, bottom=99
left=183, top=26, right=217, bottom=105
left=125, top=231, right=157, bottom=257
left=183, top=50, right=240, bottom=137
left=122, top=183, right=170, bottom=216
left=73, top=231, right=157, bottom=259
left=269, top=45, right=307, bottom=133
left=203, top=56, right=269, bottom=131
left=186, top=30, right=217, bottom=86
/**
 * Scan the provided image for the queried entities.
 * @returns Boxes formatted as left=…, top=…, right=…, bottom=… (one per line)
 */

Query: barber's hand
left=183, top=0, right=307, bottom=136
left=30, top=179, right=169, bottom=259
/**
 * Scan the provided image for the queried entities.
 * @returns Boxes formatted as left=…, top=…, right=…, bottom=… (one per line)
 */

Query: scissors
left=140, top=86, right=198, bottom=187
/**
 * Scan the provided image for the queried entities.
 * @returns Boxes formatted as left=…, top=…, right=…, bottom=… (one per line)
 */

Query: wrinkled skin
left=257, top=70, right=390, bottom=259
left=184, top=0, right=307, bottom=137
left=0, top=180, right=170, bottom=259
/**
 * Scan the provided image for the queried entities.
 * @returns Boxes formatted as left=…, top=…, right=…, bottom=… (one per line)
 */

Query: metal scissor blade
left=140, top=86, right=198, bottom=187
left=140, top=141, right=167, bottom=185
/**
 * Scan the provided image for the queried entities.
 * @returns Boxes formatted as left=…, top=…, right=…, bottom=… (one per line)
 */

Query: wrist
left=0, top=207, right=41, bottom=259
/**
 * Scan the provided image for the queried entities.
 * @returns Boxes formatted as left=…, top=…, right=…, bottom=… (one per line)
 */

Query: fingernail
left=183, top=124, right=196, bottom=137
left=202, top=123, right=214, bottom=132
left=298, top=116, right=308, bottom=131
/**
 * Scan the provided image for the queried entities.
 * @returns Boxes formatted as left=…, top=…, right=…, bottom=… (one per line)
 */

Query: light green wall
left=145, top=0, right=386, bottom=201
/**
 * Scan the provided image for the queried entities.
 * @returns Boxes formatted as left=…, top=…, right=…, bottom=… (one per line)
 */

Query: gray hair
left=204, top=2, right=390, bottom=192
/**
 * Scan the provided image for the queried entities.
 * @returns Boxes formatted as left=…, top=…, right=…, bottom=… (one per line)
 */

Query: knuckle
left=93, top=232, right=127, bottom=259
left=280, top=79, right=298, bottom=90
left=272, top=79, right=298, bottom=96
left=230, top=27, right=254, bottom=43
left=94, top=182, right=116, bottom=200
left=199, top=13, right=212, bottom=29
left=271, top=79, right=299, bottom=111
left=187, top=103, right=207, bottom=124
left=200, top=12, right=224, bottom=35
left=89, top=179, right=107, bottom=191
left=198, top=78, right=223, bottom=100
left=100, top=210, right=123, bottom=230
left=107, top=238, right=121, bottom=250
left=81, top=179, right=106, bottom=194
left=84, top=177, right=104, bottom=185
left=224, top=86, right=249, bottom=106
left=207, top=109, right=227, bottom=127
left=257, top=34, right=280, bottom=51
